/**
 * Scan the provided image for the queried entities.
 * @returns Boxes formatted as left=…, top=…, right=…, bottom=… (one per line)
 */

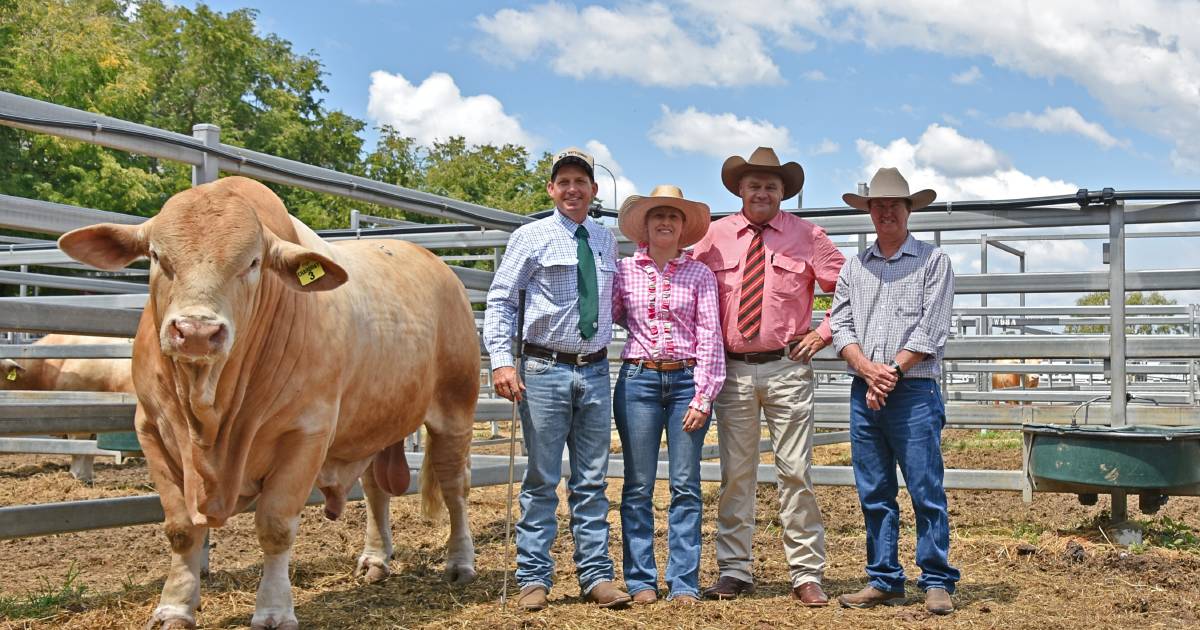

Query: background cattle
left=991, top=358, right=1043, bottom=405
left=2, top=334, right=134, bottom=481
left=59, top=176, right=479, bottom=630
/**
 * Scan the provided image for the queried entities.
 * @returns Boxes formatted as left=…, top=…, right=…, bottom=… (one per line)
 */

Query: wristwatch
left=889, top=360, right=905, bottom=379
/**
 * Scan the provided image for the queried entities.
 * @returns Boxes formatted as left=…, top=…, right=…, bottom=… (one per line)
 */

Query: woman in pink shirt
left=612, top=185, right=725, bottom=605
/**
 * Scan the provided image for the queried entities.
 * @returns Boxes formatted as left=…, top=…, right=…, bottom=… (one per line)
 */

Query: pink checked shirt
left=612, top=248, right=725, bottom=412
left=692, top=210, right=846, bottom=354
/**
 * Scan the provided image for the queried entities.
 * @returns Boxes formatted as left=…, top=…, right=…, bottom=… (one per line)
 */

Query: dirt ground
left=2, top=431, right=1199, bottom=629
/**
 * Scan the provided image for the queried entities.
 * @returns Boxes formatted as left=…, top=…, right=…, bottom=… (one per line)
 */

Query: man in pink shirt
left=691, top=147, right=846, bottom=606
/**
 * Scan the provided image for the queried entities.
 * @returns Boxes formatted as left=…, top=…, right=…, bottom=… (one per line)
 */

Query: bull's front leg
left=146, top=523, right=207, bottom=629
left=250, top=511, right=300, bottom=630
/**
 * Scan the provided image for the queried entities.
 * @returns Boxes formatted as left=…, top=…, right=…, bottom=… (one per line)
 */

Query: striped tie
left=737, top=225, right=766, bottom=339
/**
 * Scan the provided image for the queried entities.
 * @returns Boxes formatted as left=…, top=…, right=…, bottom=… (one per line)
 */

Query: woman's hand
left=682, top=407, right=709, bottom=432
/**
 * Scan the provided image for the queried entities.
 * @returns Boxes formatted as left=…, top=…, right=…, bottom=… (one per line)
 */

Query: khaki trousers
left=713, top=357, right=826, bottom=587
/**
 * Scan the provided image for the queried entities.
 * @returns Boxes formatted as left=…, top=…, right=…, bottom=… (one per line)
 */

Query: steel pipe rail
left=0, top=344, right=132, bottom=359
left=0, top=294, right=148, bottom=308
left=0, top=302, right=140, bottom=336
left=0, top=269, right=146, bottom=294
left=0, top=437, right=120, bottom=457
left=0, top=91, right=529, bottom=232
left=0, top=193, right=145, bottom=236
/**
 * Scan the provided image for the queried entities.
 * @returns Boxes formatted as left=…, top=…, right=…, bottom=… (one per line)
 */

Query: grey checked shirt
left=830, top=233, right=954, bottom=379
left=483, top=209, right=618, bottom=370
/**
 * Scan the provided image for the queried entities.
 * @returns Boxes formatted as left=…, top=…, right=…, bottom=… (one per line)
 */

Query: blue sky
left=181, top=0, right=1200, bottom=305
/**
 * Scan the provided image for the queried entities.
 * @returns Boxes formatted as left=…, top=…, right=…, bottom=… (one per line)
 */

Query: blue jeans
left=515, top=356, right=615, bottom=594
left=613, top=362, right=710, bottom=600
left=849, top=377, right=960, bottom=594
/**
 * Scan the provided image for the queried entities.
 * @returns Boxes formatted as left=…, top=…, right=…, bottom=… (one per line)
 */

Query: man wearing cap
left=691, top=147, right=846, bottom=606
left=483, top=147, right=630, bottom=611
left=830, top=167, right=959, bottom=615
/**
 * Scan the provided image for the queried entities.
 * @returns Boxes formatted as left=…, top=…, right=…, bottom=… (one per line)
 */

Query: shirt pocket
left=769, top=253, right=810, bottom=299
left=538, top=254, right=578, bottom=295
left=710, top=257, right=741, bottom=300
left=892, top=267, right=925, bottom=317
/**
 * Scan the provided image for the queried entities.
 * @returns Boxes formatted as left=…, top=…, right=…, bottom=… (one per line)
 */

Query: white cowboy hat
left=618, top=184, right=711, bottom=247
left=842, top=167, right=937, bottom=211
left=721, top=146, right=805, bottom=200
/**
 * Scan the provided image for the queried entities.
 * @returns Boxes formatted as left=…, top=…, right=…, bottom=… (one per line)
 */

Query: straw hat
left=618, top=185, right=711, bottom=247
left=720, top=147, right=805, bottom=200
left=842, top=167, right=937, bottom=211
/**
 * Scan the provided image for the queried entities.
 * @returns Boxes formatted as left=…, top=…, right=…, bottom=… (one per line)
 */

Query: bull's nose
left=168, top=317, right=229, bottom=356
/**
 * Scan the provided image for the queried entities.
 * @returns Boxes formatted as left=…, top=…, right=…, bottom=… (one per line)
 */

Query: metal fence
left=2, top=89, right=1199, bottom=539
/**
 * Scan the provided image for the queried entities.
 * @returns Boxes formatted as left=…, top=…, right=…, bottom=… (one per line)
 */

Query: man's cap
left=551, top=146, right=595, bottom=180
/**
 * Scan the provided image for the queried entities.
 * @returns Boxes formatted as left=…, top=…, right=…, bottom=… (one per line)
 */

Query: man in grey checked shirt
left=829, top=167, right=960, bottom=615
left=483, top=147, right=631, bottom=611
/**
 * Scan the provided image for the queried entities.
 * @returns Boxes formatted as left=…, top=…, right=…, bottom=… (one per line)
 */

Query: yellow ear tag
left=296, top=260, right=325, bottom=286
left=6, top=368, right=17, bottom=381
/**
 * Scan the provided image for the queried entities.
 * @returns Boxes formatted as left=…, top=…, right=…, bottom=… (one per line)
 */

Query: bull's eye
left=249, top=258, right=260, bottom=271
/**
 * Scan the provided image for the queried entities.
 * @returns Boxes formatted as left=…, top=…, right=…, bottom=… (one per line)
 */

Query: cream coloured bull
left=58, top=176, right=479, bottom=630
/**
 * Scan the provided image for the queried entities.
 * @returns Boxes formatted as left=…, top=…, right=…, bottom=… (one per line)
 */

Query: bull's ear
left=58, top=223, right=148, bottom=270
left=266, top=237, right=348, bottom=292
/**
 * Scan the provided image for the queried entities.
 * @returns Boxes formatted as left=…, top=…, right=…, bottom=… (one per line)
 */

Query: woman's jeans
left=614, top=362, right=710, bottom=599
left=515, top=356, right=615, bottom=594
left=849, top=376, right=960, bottom=594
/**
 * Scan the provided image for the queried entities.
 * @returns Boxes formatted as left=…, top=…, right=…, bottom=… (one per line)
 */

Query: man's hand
left=789, top=331, right=827, bottom=363
left=857, top=360, right=899, bottom=398
left=866, top=388, right=886, bottom=411
left=492, top=366, right=525, bottom=402
left=682, top=408, right=709, bottom=432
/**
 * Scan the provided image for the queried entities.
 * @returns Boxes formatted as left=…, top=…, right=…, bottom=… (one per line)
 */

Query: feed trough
left=1023, top=424, right=1200, bottom=499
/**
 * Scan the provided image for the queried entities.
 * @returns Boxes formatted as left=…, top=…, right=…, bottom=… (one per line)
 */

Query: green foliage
left=0, top=0, right=556, bottom=239
left=0, top=563, right=87, bottom=619
left=1064, top=292, right=1184, bottom=334
left=813, top=296, right=832, bottom=311
left=1142, top=516, right=1200, bottom=553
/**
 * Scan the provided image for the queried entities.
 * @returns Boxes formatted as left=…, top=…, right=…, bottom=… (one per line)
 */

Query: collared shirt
left=613, top=247, right=725, bottom=412
left=830, top=233, right=955, bottom=379
left=691, top=210, right=846, bottom=353
left=484, top=209, right=618, bottom=369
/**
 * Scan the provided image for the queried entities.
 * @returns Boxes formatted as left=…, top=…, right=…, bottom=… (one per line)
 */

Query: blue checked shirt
left=484, top=209, right=618, bottom=370
left=830, top=233, right=954, bottom=379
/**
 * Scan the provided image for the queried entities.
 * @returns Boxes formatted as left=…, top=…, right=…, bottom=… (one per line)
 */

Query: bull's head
left=57, top=179, right=347, bottom=364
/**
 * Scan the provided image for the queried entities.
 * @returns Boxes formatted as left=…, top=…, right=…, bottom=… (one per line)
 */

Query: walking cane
left=500, top=290, right=525, bottom=608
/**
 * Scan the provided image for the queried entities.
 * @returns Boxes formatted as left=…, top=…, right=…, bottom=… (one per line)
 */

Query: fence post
left=192, top=124, right=220, bottom=186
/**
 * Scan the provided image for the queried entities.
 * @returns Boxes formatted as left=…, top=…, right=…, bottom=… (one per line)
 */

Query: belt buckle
left=574, top=352, right=589, bottom=366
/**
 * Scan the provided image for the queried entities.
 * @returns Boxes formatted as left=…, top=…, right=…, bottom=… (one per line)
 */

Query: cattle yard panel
left=2, top=90, right=1200, bottom=539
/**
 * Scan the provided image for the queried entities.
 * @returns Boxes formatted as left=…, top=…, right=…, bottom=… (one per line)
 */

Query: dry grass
left=2, top=431, right=1199, bottom=629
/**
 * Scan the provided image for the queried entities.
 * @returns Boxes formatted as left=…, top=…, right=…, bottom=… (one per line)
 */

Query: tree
left=1064, top=291, right=1185, bottom=334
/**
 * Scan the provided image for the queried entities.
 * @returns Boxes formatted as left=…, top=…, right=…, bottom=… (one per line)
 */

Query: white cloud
left=912, top=124, right=1008, bottom=177
left=810, top=138, right=840, bottom=155
left=584, top=140, right=639, bottom=208
left=366, top=71, right=536, bottom=148
left=999, top=106, right=1128, bottom=149
left=950, top=65, right=982, bottom=85
left=649, top=105, right=794, bottom=158
left=1021, top=240, right=1091, bottom=268
left=475, top=2, right=781, bottom=87
left=855, top=123, right=1076, bottom=201
left=802, top=69, right=827, bottom=81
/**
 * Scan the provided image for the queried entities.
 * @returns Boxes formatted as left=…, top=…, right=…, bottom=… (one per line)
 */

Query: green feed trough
left=1024, top=424, right=1200, bottom=492
left=96, top=431, right=142, bottom=453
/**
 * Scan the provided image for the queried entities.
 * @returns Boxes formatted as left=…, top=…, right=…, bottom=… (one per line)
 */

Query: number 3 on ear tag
left=297, top=260, right=325, bottom=286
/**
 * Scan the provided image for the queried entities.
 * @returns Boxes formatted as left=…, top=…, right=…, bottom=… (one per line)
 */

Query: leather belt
left=624, top=358, right=697, bottom=372
left=726, top=341, right=800, bottom=365
left=523, top=343, right=607, bottom=366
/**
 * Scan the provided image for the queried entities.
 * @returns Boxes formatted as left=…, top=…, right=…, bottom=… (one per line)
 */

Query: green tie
left=575, top=224, right=599, bottom=339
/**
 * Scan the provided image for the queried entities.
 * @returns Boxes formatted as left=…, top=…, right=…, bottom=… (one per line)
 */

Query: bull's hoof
left=145, top=607, right=196, bottom=630
left=443, top=563, right=477, bottom=586
left=355, top=555, right=391, bottom=584
left=250, top=612, right=299, bottom=630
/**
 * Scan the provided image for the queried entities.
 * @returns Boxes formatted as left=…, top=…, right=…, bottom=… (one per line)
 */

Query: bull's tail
left=419, top=428, right=445, bottom=522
